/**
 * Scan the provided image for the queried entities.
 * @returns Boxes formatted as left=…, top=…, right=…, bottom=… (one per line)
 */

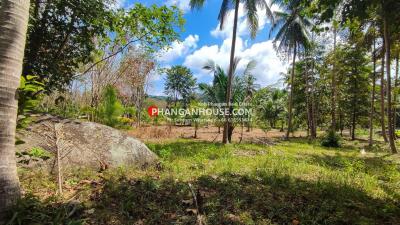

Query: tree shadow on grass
left=10, top=172, right=398, bottom=225
left=92, top=172, right=400, bottom=225
left=6, top=194, right=85, bottom=225
left=304, top=153, right=400, bottom=200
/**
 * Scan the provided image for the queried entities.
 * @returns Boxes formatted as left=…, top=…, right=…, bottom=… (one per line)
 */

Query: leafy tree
left=24, top=1, right=184, bottom=91
left=98, top=85, right=124, bottom=127
left=17, top=75, right=44, bottom=127
left=253, top=87, right=287, bottom=131
left=335, top=45, right=371, bottom=140
left=164, top=66, right=197, bottom=107
left=303, top=0, right=400, bottom=153
left=118, top=50, right=155, bottom=126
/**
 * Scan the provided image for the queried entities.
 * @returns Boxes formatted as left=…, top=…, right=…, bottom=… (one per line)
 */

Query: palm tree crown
left=269, top=0, right=312, bottom=55
left=190, top=0, right=273, bottom=38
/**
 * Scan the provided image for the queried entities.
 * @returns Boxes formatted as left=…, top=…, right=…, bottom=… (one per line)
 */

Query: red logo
left=148, top=105, right=159, bottom=117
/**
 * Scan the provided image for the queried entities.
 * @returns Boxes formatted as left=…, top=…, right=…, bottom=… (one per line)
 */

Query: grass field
left=8, top=138, right=400, bottom=225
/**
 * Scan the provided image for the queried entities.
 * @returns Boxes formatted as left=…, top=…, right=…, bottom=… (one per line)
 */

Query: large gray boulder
left=16, top=115, right=158, bottom=169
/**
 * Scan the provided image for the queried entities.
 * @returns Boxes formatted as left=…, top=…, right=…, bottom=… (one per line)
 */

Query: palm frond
left=218, top=0, right=234, bottom=30
left=243, top=60, right=257, bottom=75
left=190, top=0, right=206, bottom=10
left=203, top=59, right=217, bottom=72
left=244, top=0, right=259, bottom=39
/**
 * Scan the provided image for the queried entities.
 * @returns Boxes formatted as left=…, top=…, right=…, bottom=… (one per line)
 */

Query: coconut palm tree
left=200, top=59, right=251, bottom=142
left=190, top=0, right=272, bottom=143
left=242, top=60, right=259, bottom=99
left=269, top=0, right=311, bottom=139
left=200, top=58, right=246, bottom=105
left=0, top=0, right=30, bottom=218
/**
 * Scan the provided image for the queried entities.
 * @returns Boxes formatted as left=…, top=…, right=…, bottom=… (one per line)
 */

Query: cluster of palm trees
left=190, top=0, right=311, bottom=142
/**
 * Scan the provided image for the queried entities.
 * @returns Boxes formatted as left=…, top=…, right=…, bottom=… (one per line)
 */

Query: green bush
left=97, top=85, right=124, bottom=127
left=395, top=130, right=400, bottom=138
left=28, top=147, right=52, bottom=160
left=321, top=130, right=341, bottom=147
left=17, top=75, right=44, bottom=128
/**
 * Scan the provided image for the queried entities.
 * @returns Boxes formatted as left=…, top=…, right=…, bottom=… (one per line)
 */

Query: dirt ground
left=127, top=125, right=308, bottom=144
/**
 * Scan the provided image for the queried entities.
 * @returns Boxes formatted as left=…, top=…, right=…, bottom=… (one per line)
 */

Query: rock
left=16, top=115, right=158, bottom=169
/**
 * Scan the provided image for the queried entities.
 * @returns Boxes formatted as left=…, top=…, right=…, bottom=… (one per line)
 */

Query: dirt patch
left=127, top=125, right=308, bottom=144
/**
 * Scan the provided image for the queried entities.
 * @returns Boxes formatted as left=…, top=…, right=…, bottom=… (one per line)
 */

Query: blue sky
left=121, top=0, right=288, bottom=96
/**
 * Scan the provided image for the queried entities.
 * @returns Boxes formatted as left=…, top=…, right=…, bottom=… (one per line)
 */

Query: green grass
left=8, top=139, right=400, bottom=225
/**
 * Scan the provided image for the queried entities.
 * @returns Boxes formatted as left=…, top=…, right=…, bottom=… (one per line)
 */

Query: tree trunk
left=369, top=37, right=377, bottom=146
left=351, top=78, right=357, bottom=141
left=380, top=45, right=388, bottom=143
left=339, top=113, right=343, bottom=136
left=240, top=120, right=244, bottom=143
left=305, top=59, right=316, bottom=139
left=383, top=16, right=397, bottom=153
left=331, top=27, right=337, bottom=131
left=223, top=0, right=239, bottom=144
left=194, top=122, right=198, bottom=138
left=228, top=123, right=234, bottom=143
left=310, top=55, right=317, bottom=138
left=393, top=54, right=399, bottom=133
left=305, top=61, right=312, bottom=138
left=351, top=114, right=356, bottom=141
left=286, top=45, right=297, bottom=139
left=0, top=0, right=30, bottom=219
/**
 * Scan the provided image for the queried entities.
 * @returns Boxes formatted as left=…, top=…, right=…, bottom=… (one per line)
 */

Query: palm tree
left=269, top=0, right=311, bottom=139
left=190, top=0, right=272, bottom=143
left=242, top=60, right=259, bottom=99
left=242, top=60, right=259, bottom=131
left=200, top=59, right=247, bottom=141
left=0, top=0, right=30, bottom=218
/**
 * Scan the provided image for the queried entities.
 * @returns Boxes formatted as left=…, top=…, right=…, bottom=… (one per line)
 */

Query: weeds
left=8, top=139, right=400, bottom=224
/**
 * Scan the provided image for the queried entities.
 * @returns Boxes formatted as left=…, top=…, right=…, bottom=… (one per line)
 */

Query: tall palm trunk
left=0, top=0, right=30, bottom=219
left=369, top=37, right=377, bottom=146
left=223, top=0, right=239, bottom=144
left=383, top=16, right=397, bottom=153
left=380, top=46, right=388, bottom=143
left=286, top=45, right=297, bottom=139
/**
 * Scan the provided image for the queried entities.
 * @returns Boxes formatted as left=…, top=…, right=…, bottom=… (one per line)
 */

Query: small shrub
left=29, top=147, right=52, bottom=160
left=321, top=130, right=341, bottom=147
left=395, top=130, right=400, bottom=138
left=97, top=85, right=124, bottom=127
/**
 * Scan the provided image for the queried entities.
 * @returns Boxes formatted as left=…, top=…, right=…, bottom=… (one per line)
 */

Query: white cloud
left=183, top=38, right=287, bottom=86
left=240, top=41, right=287, bottom=85
left=184, top=37, right=244, bottom=74
left=158, top=35, right=200, bottom=63
left=166, top=0, right=191, bottom=12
